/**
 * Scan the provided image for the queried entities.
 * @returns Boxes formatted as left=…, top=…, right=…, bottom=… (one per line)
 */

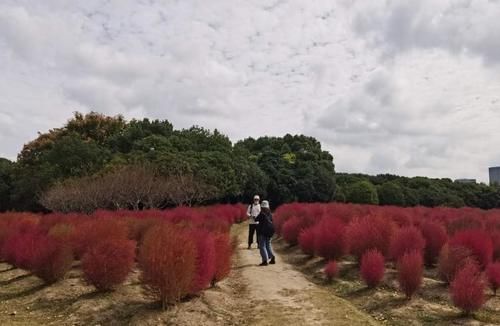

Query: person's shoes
left=247, top=245, right=251, bottom=249
left=269, top=256, right=275, bottom=264
left=259, top=261, right=268, bottom=266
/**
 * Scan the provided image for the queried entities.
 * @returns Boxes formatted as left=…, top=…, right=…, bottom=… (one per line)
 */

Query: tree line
left=336, top=173, right=500, bottom=209
left=0, top=112, right=336, bottom=212
left=1, top=112, right=500, bottom=212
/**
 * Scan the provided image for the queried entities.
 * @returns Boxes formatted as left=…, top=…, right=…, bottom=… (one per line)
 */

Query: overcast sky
left=1, top=0, right=500, bottom=182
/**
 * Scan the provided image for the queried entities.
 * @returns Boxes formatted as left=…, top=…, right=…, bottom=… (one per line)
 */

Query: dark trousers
left=248, top=224, right=258, bottom=246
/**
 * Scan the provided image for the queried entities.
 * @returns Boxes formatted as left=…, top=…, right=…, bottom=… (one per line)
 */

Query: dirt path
left=231, top=223, right=379, bottom=326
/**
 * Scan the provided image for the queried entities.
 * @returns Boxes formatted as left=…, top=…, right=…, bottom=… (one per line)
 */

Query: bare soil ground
left=0, top=223, right=377, bottom=325
left=272, top=237, right=500, bottom=326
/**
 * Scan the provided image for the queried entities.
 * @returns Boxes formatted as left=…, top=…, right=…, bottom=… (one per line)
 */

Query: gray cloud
left=0, top=0, right=499, bottom=182
left=352, top=0, right=500, bottom=65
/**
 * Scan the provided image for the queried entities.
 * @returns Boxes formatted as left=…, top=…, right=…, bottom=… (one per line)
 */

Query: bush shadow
left=0, top=283, right=47, bottom=301
left=0, top=272, right=33, bottom=286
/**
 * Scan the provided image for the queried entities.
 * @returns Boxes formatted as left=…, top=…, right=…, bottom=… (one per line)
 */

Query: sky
left=1, top=0, right=500, bottom=182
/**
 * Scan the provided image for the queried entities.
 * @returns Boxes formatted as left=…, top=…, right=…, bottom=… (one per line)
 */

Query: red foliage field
left=0, top=204, right=244, bottom=308
left=274, top=202, right=500, bottom=314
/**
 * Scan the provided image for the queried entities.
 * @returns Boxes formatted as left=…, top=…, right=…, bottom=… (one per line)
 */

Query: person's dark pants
left=248, top=224, right=258, bottom=247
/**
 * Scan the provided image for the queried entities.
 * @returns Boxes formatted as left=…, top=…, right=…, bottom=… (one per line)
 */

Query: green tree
left=0, top=158, right=14, bottom=211
left=346, top=181, right=379, bottom=205
left=377, top=181, right=405, bottom=206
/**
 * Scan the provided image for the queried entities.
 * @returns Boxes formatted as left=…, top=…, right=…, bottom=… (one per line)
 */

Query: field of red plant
left=0, top=204, right=245, bottom=309
left=274, top=203, right=500, bottom=324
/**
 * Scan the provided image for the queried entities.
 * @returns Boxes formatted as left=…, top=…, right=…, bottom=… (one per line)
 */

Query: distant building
left=489, top=166, right=500, bottom=186
left=454, top=179, right=477, bottom=184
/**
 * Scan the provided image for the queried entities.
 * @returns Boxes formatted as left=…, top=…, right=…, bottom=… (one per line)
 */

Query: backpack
left=260, top=213, right=275, bottom=237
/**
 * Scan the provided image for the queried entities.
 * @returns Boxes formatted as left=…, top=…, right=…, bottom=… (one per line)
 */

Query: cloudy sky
left=1, top=0, right=500, bottom=182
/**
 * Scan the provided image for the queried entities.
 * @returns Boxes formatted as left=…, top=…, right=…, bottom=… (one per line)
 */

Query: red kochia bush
left=438, top=244, right=476, bottom=284
left=3, top=228, right=44, bottom=270
left=32, top=235, right=73, bottom=284
left=449, top=230, right=493, bottom=268
left=397, top=251, right=423, bottom=299
left=390, top=226, right=426, bottom=261
left=72, top=218, right=129, bottom=259
left=82, top=239, right=136, bottom=291
left=189, top=229, right=216, bottom=294
left=139, top=224, right=197, bottom=309
left=0, top=217, right=39, bottom=266
left=298, top=227, right=317, bottom=256
left=490, top=232, right=500, bottom=261
left=282, top=216, right=310, bottom=245
left=486, top=262, right=500, bottom=295
left=451, top=262, right=485, bottom=315
left=324, top=260, right=338, bottom=281
left=420, top=221, right=448, bottom=266
left=314, top=218, right=346, bottom=260
left=346, top=216, right=395, bottom=260
left=212, top=232, right=232, bottom=285
left=360, top=249, right=385, bottom=288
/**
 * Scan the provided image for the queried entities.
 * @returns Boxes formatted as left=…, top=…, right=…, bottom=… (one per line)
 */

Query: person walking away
left=247, top=195, right=261, bottom=249
left=255, top=200, right=276, bottom=266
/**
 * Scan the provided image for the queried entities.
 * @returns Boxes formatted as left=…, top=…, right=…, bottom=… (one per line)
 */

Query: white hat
left=261, top=200, right=270, bottom=209
left=253, top=195, right=260, bottom=200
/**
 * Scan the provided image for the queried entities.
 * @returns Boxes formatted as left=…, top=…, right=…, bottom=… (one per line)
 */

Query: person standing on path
left=255, top=200, right=276, bottom=266
left=247, top=195, right=261, bottom=249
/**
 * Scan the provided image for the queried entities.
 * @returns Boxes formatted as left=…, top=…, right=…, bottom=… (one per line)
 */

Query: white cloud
left=0, top=0, right=499, bottom=182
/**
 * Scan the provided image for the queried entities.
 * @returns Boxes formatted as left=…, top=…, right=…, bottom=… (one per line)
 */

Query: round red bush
left=390, top=226, right=426, bottom=261
left=32, top=236, right=73, bottom=284
left=420, top=221, right=448, bottom=266
left=486, top=262, right=500, bottom=295
left=360, top=249, right=385, bottom=288
left=451, top=262, right=485, bottom=314
left=212, top=232, right=232, bottom=285
left=438, top=244, right=476, bottom=284
left=139, top=224, right=197, bottom=309
left=282, top=216, right=305, bottom=245
left=397, top=251, right=423, bottom=299
left=298, top=227, right=317, bottom=257
left=189, top=229, right=216, bottom=294
left=449, top=230, right=493, bottom=268
left=314, top=219, right=346, bottom=260
left=71, top=218, right=129, bottom=259
left=346, top=216, right=395, bottom=260
left=82, top=239, right=136, bottom=291
left=324, top=260, right=338, bottom=281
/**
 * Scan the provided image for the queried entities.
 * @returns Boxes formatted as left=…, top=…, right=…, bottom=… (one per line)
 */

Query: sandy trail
left=231, top=223, right=379, bottom=326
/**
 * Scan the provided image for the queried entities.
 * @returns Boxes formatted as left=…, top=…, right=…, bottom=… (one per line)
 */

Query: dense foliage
left=336, top=173, right=500, bottom=209
left=0, top=112, right=336, bottom=212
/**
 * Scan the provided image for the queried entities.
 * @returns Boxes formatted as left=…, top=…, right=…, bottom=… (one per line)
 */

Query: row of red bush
left=0, top=204, right=243, bottom=308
